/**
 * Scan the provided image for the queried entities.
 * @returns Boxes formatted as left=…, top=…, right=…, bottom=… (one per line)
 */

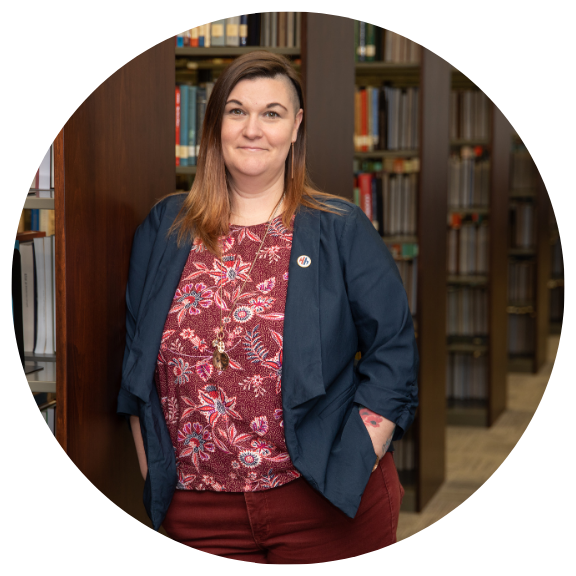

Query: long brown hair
left=165, top=50, right=342, bottom=256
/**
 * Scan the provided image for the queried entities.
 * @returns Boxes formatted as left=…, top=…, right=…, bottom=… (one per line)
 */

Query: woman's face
left=221, top=76, right=303, bottom=185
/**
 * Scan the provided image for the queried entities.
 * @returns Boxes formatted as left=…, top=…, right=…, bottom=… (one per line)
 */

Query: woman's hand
left=358, top=405, right=396, bottom=471
left=130, top=415, right=149, bottom=481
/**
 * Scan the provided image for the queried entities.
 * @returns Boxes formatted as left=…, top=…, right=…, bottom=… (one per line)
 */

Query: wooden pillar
left=417, top=47, right=450, bottom=510
left=303, top=13, right=355, bottom=199
left=55, top=38, right=175, bottom=527
left=489, top=106, right=511, bottom=425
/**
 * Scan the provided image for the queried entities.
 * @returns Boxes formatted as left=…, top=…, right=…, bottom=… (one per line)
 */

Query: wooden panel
left=534, top=174, right=551, bottom=370
left=417, top=48, right=450, bottom=510
left=303, top=13, right=354, bottom=199
left=488, top=106, right=511, bottom=425
left=58, top=39, right=175, bottom=527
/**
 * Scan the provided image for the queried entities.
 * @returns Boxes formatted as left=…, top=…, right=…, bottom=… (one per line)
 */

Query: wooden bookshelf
left=339, top=15, right=449, bottom=511
left=446, top=79, right=510, bottom=428
left=507, top=136, right=552, bottom=372
left=176, top=46, right=300, bottom=57
left=48, top=38, right=176, bottom=528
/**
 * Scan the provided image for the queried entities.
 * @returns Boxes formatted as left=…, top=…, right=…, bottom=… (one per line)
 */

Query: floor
left=396, top=334, right=559, bottom=541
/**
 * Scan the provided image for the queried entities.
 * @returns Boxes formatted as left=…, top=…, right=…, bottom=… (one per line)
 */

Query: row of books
left=393, top=435, right=416, bottom=485
left=39, top=400, right=56, bottom=435
left=509, top=260, right=535, bottom=303
left=450, top=90, right=491, bottom=142
left=20, top=206, right=55, bottom=236
left=176, top=13, right=302, bottom=49
left=446, top=287, right=488, bottom=338
left=509, top=202, right=535, bottom=249
left=447, top=148, right=490, bottom=209
left=508, top=315, right=535, bottom=355
left=446, top=353, right=487, bottom=407
left=29, top=145, right=54, bottom=197
left=354, top=172, right=418, bottom=236
left=447, top=221, right=489, bottom=276
left=510, top=148, right=538, bottom=191
left=391, top=257, right=418, bottom=315
left=354, top=86, right=419, bottom=152
left=13, top=231, right=56, bottom=357
left=354, top=22, right=421, bottom=63
left=175, top=83, right=213, bottom=166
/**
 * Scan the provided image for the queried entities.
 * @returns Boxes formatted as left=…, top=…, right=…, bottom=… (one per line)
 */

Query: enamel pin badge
left=297, top=255, right=311, bottom=268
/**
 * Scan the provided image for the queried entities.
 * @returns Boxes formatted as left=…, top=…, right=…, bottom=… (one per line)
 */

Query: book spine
left=188, top=86, right=197, bottom=166
left=175, top=86, right=181, bottom=166
left=360, top=89, right=368, bottom=152
left=366, top=23, right=375, bottom=62
left=179, top=85, right=189, bottom=167
left=226, top=16, right=240, bottom=47
left=198, top=25, right=205, bottom=47
left=211, top=19, right=226, bottom=46
left=190, top=27, right=199, bottom=47
left=240, top=15, right=248, bottom=46
left=204, top=23, right=211, bottom=48
left=295, top=12, right=301, bottom=48
left=278, top=12, right=287, bottom=47
left=247, top=13, right=261, bottom=46
left=286, top=12, right=294, bottom=48
left=357, top=21, right=366, bottom=62
left=176, top=33, right=184, bottom=48
left=270, top=12, right=278, bottom=47
left=358, top=173, right=373, bottom=221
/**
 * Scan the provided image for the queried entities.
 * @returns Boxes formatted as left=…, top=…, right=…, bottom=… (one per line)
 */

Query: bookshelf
left=17, top=39, right=176, bottom=528
left=445, top=71, right=509, bottom=429
left=348, top=17, right=448, bottom=512
left=507, top=136, right=552, bottom=372
left=549, top=210, right=564, bottom=335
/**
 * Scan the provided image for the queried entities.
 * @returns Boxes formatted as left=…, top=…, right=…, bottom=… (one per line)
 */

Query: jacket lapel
left=282, top=207, right=325, bottom=409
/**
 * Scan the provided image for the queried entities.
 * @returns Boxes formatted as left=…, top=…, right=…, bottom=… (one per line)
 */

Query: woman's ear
left=293, top=108, right=304, bottom=141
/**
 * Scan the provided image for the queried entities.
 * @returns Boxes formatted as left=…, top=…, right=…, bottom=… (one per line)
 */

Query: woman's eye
left=266, top=111, right=279, bottom=118
left=229, top=108, right=244, bottom=115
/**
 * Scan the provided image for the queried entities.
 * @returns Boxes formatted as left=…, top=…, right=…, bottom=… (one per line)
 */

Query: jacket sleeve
left=340, top=205, right=419, bottom=441
left=117, top=202, right=164, bottom=418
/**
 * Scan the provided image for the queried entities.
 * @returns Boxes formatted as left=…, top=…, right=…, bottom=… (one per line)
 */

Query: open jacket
left=117, top=193, right=419, bottom=530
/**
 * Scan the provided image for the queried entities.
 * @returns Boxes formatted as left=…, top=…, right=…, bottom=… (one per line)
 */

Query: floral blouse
left=154, top=214, right=301, bottom=492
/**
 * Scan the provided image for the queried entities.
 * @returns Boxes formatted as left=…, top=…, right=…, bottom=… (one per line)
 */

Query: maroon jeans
left=161, top=451, right=405, bottom=564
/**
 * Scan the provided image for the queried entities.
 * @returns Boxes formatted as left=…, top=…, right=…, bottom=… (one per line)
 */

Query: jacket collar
left=126, top=205, right=326, bottom=409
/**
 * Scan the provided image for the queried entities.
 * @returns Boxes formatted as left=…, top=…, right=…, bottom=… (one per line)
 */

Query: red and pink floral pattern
left=155, top=215, right=301, bottom=492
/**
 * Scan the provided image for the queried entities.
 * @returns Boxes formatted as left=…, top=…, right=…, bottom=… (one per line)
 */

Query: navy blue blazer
left=117, top=193, right=419, bottom=530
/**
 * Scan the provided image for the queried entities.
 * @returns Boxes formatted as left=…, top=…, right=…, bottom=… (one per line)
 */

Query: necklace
left=212, top=195, right=284, bottom=371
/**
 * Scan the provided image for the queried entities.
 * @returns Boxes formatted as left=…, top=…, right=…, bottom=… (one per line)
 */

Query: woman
left=117, top=50, right=418, bottom=564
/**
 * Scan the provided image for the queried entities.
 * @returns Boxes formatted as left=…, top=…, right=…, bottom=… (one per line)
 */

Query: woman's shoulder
left=149, top=192, right=188, bottom=222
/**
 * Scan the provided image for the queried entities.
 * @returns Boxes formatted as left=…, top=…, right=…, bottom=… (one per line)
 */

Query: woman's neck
left=228, top=174, right=285, bottom=226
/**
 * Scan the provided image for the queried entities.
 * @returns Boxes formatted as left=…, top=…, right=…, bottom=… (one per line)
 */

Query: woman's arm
left=130, top=415, right=148, bottom=480
left=358, top=405, right=395, bottom=470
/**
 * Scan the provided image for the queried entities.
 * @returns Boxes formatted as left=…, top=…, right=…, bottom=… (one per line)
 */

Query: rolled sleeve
left=341, top=206, right=419, bottom=441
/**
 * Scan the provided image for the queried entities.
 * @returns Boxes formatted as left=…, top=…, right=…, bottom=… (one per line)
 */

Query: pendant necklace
left=212, top=194, right=284, bottom=371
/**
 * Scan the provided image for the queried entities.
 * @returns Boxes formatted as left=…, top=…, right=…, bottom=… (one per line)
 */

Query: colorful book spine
left=358, top=173, right=373, bottom=221
left=179, top=85, right=189, bottom=167
left=366, top=23, right=375, bottom=62
left=175, top=87, right=181, bottom=166
left=188, top=85, right=197, bottom=166
left=190, top=27, right=199, bottom=47
left=226, top=16, right=240, bottom=47
left=211, top=19, right=226, bottom=46
left=240, top=15, right=248, bottom=46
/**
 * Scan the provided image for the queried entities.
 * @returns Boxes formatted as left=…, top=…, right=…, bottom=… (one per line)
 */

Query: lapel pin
left=297, top=255, right=311, bottom=268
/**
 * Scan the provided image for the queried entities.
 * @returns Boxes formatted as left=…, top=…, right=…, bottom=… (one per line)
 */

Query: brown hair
left=164, top=50, right=343, bottom=256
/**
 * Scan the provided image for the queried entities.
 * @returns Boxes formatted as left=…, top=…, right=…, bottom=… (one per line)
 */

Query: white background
left=1, top=1, right=574, bottom=573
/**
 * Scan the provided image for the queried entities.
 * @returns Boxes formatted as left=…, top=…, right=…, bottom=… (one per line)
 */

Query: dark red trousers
left=162, top=451, right=405, bottom=564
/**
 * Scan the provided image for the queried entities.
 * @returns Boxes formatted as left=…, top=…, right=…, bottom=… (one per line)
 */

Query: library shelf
left=510, top=189, right=536, bottom=199
left=175, top=47, right=301, bottom=57
left=23, top=197, right=55, bottom=210
left=382, top=235, right=418, bottom=244
left=508, top=137, right=552, bottom=373
left=354, top=150, right=419, bottom=160
left=447, top=275, right=488, bottom=286
left=46, top=38, right=176, bottom=528
left=447, top=343, right=488, bottom=353
left=448, top=207, right=489, bottom=217
left=176, top=166, right=197, bottom=175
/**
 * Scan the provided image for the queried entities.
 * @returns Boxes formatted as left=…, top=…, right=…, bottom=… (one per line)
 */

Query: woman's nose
left=242, top=114, right=263, bottom=139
